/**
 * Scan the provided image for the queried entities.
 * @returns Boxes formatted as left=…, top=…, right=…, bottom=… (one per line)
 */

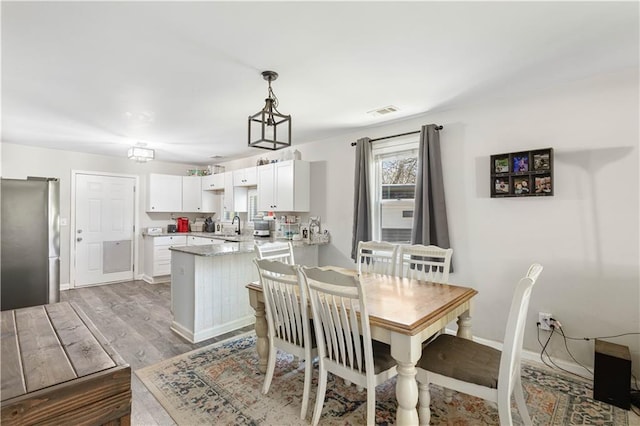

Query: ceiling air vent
left=367, top=105, right=400, bottom=117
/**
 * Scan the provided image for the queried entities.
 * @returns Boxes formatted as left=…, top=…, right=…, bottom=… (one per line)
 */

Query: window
left=371, top=137, right=419, bottom=243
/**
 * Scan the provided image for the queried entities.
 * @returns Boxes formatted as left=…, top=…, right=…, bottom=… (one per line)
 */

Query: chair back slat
left=499, top=263, right=543, bottom=397
left=255, top=241, right=295, bottom=264
left=254, top=259, right=308, bottom=347
left=302, top=267, right=373, bottom=375
left=397, top=244, right=453, bottom=283
left=357, top=241, right=398, bottom=275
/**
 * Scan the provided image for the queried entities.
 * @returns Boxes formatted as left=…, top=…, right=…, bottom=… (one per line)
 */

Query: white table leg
left=254, top=302, right=269, bottom=373
left=391, top=333, right=422, bottom=425
left=456, top=310, right=472, bottom=340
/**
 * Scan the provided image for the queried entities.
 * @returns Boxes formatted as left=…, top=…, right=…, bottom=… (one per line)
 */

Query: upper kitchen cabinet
left=147, top=174, right=182, bottom=212
left=202, top=173, right=224, bottom=191
left=257, top=160, right=310, bottom=212
left=148, top=174, right=218, bottom=213
left=223, top=171, right=248, bottom=213
left=182, top=176, right=203, bottom=212
left=233, top=167, right=257, bottom=187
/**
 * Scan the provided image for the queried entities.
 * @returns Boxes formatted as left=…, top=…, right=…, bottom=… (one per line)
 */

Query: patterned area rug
left=136, top=333, right=629, bottom=425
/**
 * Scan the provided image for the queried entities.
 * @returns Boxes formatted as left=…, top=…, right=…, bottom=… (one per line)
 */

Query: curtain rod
left=350, top=125, right=443, bottom=146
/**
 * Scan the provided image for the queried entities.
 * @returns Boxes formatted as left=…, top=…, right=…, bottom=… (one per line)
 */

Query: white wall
left=225, top=69, right=640, bottom=374
left=3, top=69, right=637, bottom=375
left=0, top=143, right=204, bottom=286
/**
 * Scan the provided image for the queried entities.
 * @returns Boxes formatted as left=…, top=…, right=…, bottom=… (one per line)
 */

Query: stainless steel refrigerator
left=1, top=177, right=60, bottom=311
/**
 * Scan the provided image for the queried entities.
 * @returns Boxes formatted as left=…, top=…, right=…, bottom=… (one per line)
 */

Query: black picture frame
left=490, top=148, right=553, bottom=198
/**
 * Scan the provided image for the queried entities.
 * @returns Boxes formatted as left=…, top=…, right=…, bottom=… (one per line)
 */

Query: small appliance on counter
left=167, top=224, right=177, bottom=233
left=253, top=220, right=270, bottom=237
left=176, top=217, right=189, bottom=233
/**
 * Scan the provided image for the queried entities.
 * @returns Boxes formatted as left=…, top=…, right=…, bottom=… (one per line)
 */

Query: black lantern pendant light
left=248, top=70, right=292, bottom=150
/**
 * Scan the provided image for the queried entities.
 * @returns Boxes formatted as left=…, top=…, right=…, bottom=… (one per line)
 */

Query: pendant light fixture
left=248, top=70, right=292, bottom=150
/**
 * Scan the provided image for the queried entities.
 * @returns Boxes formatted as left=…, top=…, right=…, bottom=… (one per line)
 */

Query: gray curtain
left=411, top=125, right=452, bottom=265
left=351, top=137, right=372, bottom=261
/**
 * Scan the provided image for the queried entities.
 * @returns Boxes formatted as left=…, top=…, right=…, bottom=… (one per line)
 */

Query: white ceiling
left=2, top=1, right=638, bottom=165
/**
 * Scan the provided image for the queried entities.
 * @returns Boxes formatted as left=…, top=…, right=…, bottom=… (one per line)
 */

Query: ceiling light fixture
left=127, top=145, right=155, bottom=162
left=248, top=70, right=291, bottom=151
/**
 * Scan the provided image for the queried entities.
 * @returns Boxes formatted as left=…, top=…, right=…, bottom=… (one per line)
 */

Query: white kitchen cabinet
left=223, top=171, right=248, bottom=213
left=202, top=173, right=225, bottom=191
left=256, top=160, right=310, bottom=212
left=147, top=174, right=182, bottom=212
left=233, top=167, right=257, bottom=187
left=142, top=235, right=187, bottom=283
left=182, top=176, right=203, bottom=212
left=187, top=236, right=226, bottom=245
left=222, top=172, right=234, bottom=212
left=183, top=176, right=218, bottom=214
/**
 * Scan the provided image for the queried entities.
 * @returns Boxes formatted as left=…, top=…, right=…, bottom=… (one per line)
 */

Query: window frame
left=371, top=136, right=419, bottom=242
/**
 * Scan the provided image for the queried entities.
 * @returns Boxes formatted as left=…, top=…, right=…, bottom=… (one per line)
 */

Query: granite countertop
left=142, top=231, right=237, bottom=239
left=169, top=238, right=326, bottom=257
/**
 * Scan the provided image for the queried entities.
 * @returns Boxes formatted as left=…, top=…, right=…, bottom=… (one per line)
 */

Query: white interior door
left=75, top=174, right=135, bottom=286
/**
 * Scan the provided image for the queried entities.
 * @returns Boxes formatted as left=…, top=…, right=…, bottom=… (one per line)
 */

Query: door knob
left=77, top=237, right=83, bottom=242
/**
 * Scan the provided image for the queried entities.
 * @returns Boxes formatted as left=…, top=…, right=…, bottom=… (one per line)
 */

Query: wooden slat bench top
left=1, top=301, right=131, bottom=425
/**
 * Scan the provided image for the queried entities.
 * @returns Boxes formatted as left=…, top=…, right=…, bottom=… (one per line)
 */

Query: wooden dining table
left=246, top=268, right=478, bottom=425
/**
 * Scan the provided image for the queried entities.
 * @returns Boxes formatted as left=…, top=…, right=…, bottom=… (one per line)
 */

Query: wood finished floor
left=61, top=280, right=253, bottom=426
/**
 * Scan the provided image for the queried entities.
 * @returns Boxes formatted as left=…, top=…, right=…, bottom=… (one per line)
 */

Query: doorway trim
left=70, top=170, right=140, bottom=289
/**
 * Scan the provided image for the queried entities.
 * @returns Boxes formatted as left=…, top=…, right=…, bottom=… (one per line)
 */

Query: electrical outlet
left=539, top=312, right=553, bottom=331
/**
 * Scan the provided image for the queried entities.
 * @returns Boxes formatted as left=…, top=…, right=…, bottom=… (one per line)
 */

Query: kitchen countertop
left=142, top=231, right=239, bottom=239
left=169, top=237, right=325, bottom=257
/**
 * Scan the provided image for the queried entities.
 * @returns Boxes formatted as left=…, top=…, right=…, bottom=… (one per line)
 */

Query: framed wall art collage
left=491, top=148, right=553, bottom=198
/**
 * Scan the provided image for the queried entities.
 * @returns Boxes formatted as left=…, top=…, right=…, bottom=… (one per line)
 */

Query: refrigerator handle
left=49, top=257, right=60, bottom=304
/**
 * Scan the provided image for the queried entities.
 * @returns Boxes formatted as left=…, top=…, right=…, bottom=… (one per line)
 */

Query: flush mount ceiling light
left=248, top=70, right=292, bottom=151
left=127, top=145, right=155, bottom=162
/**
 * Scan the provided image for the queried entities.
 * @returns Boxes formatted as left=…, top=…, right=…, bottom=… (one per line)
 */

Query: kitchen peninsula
left=169, top=239, right=319, bottom=343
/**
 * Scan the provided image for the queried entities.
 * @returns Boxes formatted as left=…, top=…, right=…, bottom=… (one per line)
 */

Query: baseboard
left=60, top=282, right=71, bottom=291
left=444, top=328, right=592, bottom=379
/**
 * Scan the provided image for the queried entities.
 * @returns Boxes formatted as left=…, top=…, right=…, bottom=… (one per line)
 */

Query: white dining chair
left=300, top=266, right=397, bottom=426
left=253, top=258, right=316, bottom=419
left=415, top=263, right=543, bottom=426
left=255, top=241, right=295, bottom=264
left=396, top=244, right=453, bottom=283
left=356, top=241, right=398, bottom=275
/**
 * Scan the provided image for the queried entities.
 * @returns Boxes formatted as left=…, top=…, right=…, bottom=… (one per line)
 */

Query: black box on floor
left=593, top=339, right=631, bottom=410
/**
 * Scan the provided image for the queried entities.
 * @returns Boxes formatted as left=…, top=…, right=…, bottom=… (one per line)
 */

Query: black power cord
left=536, top=322, right=591, bottom=381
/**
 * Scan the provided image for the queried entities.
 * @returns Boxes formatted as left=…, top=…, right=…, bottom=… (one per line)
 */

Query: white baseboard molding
left=141, top=274, right=170, bottom=284
left=60, top=282, right=71, bottom=291
left=171, top=316, right=256, bottom=344
left=444, top=328, right=592, bottom=380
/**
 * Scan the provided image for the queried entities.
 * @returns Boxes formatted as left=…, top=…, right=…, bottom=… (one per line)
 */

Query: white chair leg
left=261, top=346, right=277, bottom=394
left=418, top=382, right=430, bottom=426
left=497, top=394, right=514, bottom=426
left=311, top=369, right=328, bottom=426
left=300, top=359, right=312, bottom=419
left=366, top=386, right=376, bottom=426
left=514, top=376, right=532, bottom=425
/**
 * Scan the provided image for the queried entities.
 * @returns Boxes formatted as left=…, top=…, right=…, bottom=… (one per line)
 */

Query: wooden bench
left=1, top=301, right=131, bottom=425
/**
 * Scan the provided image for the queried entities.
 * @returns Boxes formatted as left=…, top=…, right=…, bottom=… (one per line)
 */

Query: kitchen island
left=169, top=239, right=319, bottom=343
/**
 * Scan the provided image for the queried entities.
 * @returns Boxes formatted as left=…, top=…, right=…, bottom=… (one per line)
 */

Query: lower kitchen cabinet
left=142, top=235, right=187, bottom=283
left=187, top=236, right=226, bottom=246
